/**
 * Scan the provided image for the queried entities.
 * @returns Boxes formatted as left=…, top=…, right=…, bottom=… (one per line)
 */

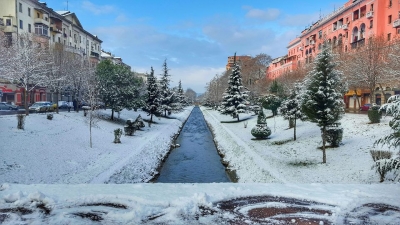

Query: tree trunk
left=24, top=88, right=29, bottom=116
left=293, top=118, right=297, bottom=141
left=55, top=91, right=59, bottom=114
left=89, top=113, right=92, bottom=148
left=111, top=109, right=114, bottom=120
left=322, top=126, right=326, bottom=163
left=150, top=113, right=153, bottom=123
left=237, top=114, right=240, bottom=121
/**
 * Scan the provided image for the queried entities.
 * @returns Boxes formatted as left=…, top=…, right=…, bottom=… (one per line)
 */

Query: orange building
left=267, top=0, right=400, bottom=109
left=226, top=55, right=252, bottom=70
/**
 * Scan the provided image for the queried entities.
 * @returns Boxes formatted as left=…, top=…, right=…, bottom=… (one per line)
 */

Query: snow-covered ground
left=1, top=107, right=400, bottom=224
left=201, top=107, right=395, bottom=184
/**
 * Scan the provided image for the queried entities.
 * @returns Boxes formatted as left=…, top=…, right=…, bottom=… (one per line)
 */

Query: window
left=69, top=30, right=71, bottom=37
left=58, top=37, right=61, bottom=43
left=28, top=24, right=31, bottom=33
left=388, top=33, right=391, bottom=41
left=19, top=3, right=22, bottom=13
left=19, top=20, right=23, bottom=29
left=52, top=35, right=55, bottom=42
left=370, top=20, right=373, bottom=28
left=6, top=19, right=11, bottom=26
left=389, top=0, right=392, bottom=7
left=389, top=15, right=392, bottom=24
left=34, top=24, right=48, bottom=36
left=37, top=13, right=40, bottom=18
left=371, top=4, right=374, bottom=11
left=28, top=8, right=31, bottom=16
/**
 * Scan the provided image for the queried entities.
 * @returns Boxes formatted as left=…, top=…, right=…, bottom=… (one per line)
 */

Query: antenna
left=319, top=8, right=322, bottom=19
left=67, top=0, right=69, bottom=10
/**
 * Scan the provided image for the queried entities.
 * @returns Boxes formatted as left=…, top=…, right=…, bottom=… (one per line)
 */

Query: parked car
left=0, top=102, right=19, bottom=110
left=360, top=104, right=371, bottom=111
left=58, top=101, right=71, bottom=109
left=29, top=101, right=53, bottom=112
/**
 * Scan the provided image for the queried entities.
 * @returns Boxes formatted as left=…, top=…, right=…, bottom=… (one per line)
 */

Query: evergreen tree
left=279, top=83, right=305, bottom=140
left=96, top=60, right=140, bottom=120
left=159, top=59, right=174, bottom=116
left=143, top=67, right=160, bottom=123
left=221, top=53, right=248, bottom=121
left=261, top=94, right=281, bottom=116
left=301, top=45, right=345, bottom=163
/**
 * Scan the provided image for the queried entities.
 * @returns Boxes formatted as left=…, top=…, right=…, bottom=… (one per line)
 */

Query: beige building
left=0, top=0, right=103, bottom=105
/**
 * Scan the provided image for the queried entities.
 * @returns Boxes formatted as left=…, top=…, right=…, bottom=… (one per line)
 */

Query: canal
left=156, top=106, right=231, bottom=183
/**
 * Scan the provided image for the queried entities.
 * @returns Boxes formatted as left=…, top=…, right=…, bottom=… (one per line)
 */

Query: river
left=156, top=106, right=231, bottom=183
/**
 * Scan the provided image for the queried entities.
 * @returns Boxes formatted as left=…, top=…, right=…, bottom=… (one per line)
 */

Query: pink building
left=267, top=0, right=400, bottom=109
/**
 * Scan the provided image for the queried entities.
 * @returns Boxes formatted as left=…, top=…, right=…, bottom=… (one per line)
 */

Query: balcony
left=366, top=11, right=374, bottom=18
left=393, top=19, right=400, bottom=28
left=34, top=17, right=50, bottom=26
left=90, top=51, right=100, bottom=59
left=3, top=25, right=17, bottom=33
left=342, top=24, right=348, bottom=30
left=50, top=25, right=61, bottom=33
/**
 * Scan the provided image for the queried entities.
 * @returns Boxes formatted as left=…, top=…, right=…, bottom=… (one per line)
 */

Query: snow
left=1, top=107, right=400, bottom=224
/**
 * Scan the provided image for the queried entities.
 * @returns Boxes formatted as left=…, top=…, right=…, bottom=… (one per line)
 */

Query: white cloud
left=81, top=1, right=115, bottom=15
left=245, top=8, right=281, bottom=21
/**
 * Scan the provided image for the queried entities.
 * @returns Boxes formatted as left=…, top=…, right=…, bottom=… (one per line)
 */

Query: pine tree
left=301, top=45, right=345, bottom=163
left=143, top=67, right=160, bottom=123
left=221, top=53, right=248, bottom=121
left=97, top=60, right=140, bottom=120
left=279, top=83, right=305, bottom=140
left=159, top=59, right=174, bottom=116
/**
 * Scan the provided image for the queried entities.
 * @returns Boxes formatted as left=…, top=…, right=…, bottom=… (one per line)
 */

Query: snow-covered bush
left=325, top=125, right=343, bottom=147
left=368, top=104, right=382, bottom=123
left=251, top=110, right=271, bottom=139
left=17, top=114, right=25, bottom=130
left=47, top=114, right=53, bottom=120
left=114, top=128, right=123, bottom=143
left=372, top=157, right=400, bottom=182
left=370, top=150, right=400, bottom=182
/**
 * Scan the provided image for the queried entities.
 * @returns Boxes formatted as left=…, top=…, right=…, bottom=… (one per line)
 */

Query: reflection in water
left=156, top=107, right=230, bottom=183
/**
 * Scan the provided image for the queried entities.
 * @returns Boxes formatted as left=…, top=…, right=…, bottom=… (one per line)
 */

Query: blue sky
left=43, top=0, right=347, bottom=93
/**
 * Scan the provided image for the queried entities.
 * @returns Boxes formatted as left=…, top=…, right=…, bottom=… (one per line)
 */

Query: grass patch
left=288, top=160, right=318, bottom=167
left=271, top=139, right=293, bottom=145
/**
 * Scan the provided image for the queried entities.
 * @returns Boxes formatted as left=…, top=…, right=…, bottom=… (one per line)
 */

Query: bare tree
left=1, top=33, right=52, bottom=115
left=81, top=60, right=101, bottom=148
left=241, top=53, right=272, bottom=99
left=340, top=35, right=391, bottom=105
left=46, top=44, right=76, bottom=113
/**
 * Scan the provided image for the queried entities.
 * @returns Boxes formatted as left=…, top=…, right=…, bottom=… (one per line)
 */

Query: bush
left=114, top=128, right=123, bottom=143
left=368, top=106, right=382, bottom=123
left=370, top=150, right=400, bottom=182
left=251, top=124, right=271, bottom=139
left=325, top=126, right=343, bottom=147
left=17, top=114, right=25, bottom=130
left=47, top=114, right=53, bottom=120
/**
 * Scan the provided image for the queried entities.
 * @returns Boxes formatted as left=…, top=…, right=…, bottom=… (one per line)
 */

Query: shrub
left=368, top=106, right=382, bottom=123
left=251, top=124, right=271, bottom=139
left=114, top=128, right=123, bottom=143
left=370, top=150, right=400, bottom=182
left=325, top=126, right=343, bottom=147
left=17, top=114, right=25, bottom=130
left=47, top=114, right=53, bottom=120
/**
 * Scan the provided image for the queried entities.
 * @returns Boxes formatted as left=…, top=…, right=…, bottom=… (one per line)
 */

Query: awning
left=344, top=89, right=369, bottom=96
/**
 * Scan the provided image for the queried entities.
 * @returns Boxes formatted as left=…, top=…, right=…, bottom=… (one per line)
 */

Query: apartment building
left=101, top=50, right=131, bottom=71
left=266, top=0, right=400, bottom=109
left=226, top=55, right=252, bottom=70
left=0, top=0, right=102, bottom=105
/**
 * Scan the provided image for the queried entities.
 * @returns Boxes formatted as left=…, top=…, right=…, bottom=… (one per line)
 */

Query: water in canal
left=156, top=106, right=231, bottom=183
